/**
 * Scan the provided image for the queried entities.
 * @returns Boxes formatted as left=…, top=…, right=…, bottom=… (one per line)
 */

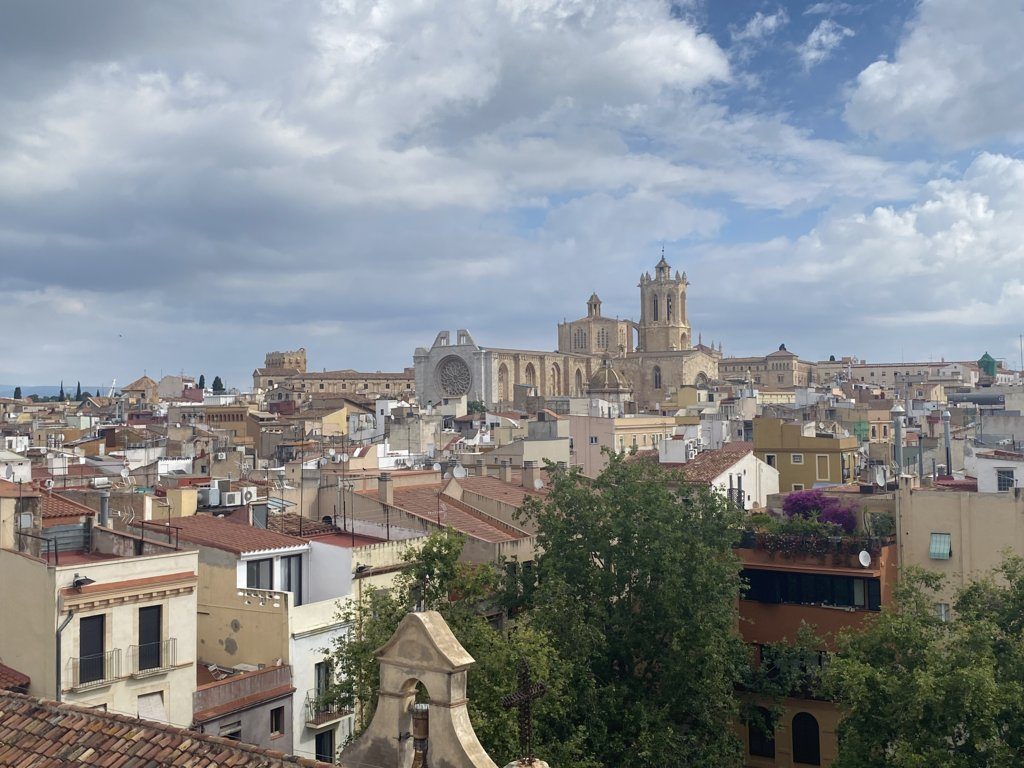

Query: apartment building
left=753, top=418, right=859, bottom=492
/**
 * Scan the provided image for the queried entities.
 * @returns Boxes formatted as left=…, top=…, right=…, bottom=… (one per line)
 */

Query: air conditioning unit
left=222, top=491, right=242, bottom=507
left=215, top=452, right=227, bottom=461
left=90, top=476, right=111, bottom=488
left=240, top=487, right=257, bottom=504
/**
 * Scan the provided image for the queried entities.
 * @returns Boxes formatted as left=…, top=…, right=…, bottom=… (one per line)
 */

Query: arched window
left=748, top=707, right=775, bottom=758
left=653, top=366, right=662, bottom=389
left=498, top=364, right=509, bottom=402
left=575, top=369, right=584, bottom=396
left=792, top=712, right=821, bottom=765
left=524, top=363, right=536, bottom=387
left=549, top=363, right=561, bottom=396
left=666, top=294, right=673, bottom=322
left=598, top=328, right=608, bottom=349
left=652, top=295, right=659, bottom=321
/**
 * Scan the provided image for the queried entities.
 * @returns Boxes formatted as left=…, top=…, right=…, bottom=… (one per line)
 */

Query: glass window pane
left=929, top=533, right=952, bottom=560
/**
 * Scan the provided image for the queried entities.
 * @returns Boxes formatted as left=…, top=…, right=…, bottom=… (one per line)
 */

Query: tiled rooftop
left=141, top=514, right=308, bottom=554
left=39, top=491, right=96, bottom=520
left=0, top=690, right=332, bottom=767
left=0, top=663, right=29, bottom=692
left=661, top=441, right=753, bottom=484
left=458, top=472, right=549, bottom=505
left=361, top=484, right=522, bottom=543
left=0, top=480, right=39, bottom=499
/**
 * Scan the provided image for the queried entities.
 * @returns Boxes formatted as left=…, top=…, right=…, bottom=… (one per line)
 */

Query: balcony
left=304, top=688, right=350, bottom=728
left=128, top=638, right=177, bottom=677
left=67, top=649, right=121, bottom=691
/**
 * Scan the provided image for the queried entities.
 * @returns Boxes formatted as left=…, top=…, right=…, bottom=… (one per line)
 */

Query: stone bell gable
left=339, top=611, right=499, bottom=768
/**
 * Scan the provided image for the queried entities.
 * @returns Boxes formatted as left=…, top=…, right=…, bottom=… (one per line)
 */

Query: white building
left=660, top=442, right=779, bottom=510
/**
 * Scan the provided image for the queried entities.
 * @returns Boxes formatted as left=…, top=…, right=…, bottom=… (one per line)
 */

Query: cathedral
left=413, top=255, right=720, bottom=410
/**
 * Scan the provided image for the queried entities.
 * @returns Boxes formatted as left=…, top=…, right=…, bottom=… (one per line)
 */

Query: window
left=742, top=568, right=881, bottom=611
left=271, top=706, right=285, bottom=735
left=929, top=533, right=952, bottom=560
left=870, top=425, right=877, bottom=438
left=79, top=614, right=105, bottom=685
left=589, top=436, right=599, bottom=445
left=315, top=730, right=335, bottom=763
left=765, top=454, right=777, bottom=468
left=791, top=712, right=821, bottom=765
left=748, top=707, right=775, bottom=758
left=280, top=554, right=303, bottom=606
left=138, top=605, right=162, bottom=671
left=652, top=296, right=659, bottom=321
left=314, top=660, right=332, bottom=696
left=882, top=425, right=889, bottom=438
left=137, top=691, right=166, bottom=723
left=815, top=455, right=829, bottom=481
left=997, top=468, right=1016, bottom=492
left=246, top=558, right=273, bottom=590
left=219, top=721, right=242, bottom=741
left=653, top=366, right=662, bottom=389
left=935, top=603, right=951, bottom=622
left=792, top=483, right=804, bottom=491
left=791, top=453, right=804, bottom=464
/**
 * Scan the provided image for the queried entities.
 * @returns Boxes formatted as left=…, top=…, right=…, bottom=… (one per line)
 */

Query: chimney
left=942, top=411, right=953, bottom=474
left=499, top=460, right=512, bottom=483
left=378, top=472, right=394, bottom=506
left=98, top=491, right=110, bottom=528
left=475, top=458, right=486, bottom=477
left=522, top=460, right=538, bottom=489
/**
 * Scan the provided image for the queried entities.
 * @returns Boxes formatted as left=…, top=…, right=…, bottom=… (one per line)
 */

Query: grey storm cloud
left=0, top=0, right=1020, bottom=386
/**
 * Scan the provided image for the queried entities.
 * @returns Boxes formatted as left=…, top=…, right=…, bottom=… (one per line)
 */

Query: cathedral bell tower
left=638, top=253, right=691, bottom=352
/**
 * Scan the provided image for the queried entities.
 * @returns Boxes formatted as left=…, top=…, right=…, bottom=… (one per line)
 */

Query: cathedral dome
left=588, top=358, right=629, bottom=393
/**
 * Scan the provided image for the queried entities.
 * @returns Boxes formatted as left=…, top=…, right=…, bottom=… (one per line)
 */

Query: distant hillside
left=0, top=385, right=106, bottom=398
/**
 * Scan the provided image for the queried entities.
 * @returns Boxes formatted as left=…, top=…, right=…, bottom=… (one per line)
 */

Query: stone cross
left=501, top=659, right=547, bottom=763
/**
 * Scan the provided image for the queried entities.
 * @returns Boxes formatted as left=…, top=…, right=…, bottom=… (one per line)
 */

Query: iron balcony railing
left=67, top=649, right=121, bottom=690
left=128, top=638, right=176, bottom=676
left=304, top=688, right=350, bottom=727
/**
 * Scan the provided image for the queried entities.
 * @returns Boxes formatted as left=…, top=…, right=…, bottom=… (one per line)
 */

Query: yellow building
left=753, top=418, right=858, bottom=492
left=0, top=484, right=199, bottom=727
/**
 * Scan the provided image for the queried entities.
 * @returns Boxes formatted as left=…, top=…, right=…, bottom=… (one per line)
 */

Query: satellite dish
left=3, top=465, right=12, bottom=480
left=452, top=465, right=467, bottom=479
left=533, top=478, right=544, bottom=491
left=44, top=479, right=55, bottom=490
left=432, top=463, right=442, bottom=472
left=340, top=453, right=350, bottom=463
left=120, top=468, right=130, bottom=479
left=443, top=472, right=452, bottom=480
left=327, top=448, right=336, bottom=457
left=858, top=550, right=872, bottom=568
left=318, top=457, right=329, bottom=468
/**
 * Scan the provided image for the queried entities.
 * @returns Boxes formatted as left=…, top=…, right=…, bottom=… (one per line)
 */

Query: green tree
left=826, top=563, right=1024, bottom=767
left=12, top=386, right=21, bottom=399
left=467, top=400, right=487, bottom=414
left=58, top=380, right=65, bottom=400
left=211, top=376, right=225, bottom=393
left=520, top=453, right=748, bottom=768
left=74, top=381, right=82, bottom=400
left=198, top=374, right=205, bottom=389
left=325, top=531, right=582, bottom=766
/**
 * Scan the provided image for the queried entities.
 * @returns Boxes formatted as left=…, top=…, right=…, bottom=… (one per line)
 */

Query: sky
left=3, top=0, right=1024, bottom=387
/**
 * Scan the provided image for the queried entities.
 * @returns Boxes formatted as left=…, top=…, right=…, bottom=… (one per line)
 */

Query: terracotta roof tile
left=0, top=480, right=40, bottom=499
left=0, top=663, right=29, bottom=691
left=661, top=442, right=754, bottom=485
left=39, top=492, right=96, bottom=519
left=136, top=515, right=307, bottom=554
left=0, top=690, right=333, bottom=767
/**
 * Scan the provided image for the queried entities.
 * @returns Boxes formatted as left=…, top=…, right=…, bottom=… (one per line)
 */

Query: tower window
left=666, top=295, right=673, bottom=322
left=652, top=296, right=659, bottom=321
left=653, top=366, right=662, bottom=389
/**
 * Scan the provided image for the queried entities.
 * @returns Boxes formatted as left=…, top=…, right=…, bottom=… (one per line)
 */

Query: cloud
left=797, top=19, right=855, bottom=69
left=803, top=2, right=854, bottom=16
left=731, top=8, right=789, bottom=43
left=0, top=0, right=942, bottom=383
left=698, top=153, right=1024, bottom=360
left=845, top=0, right=1024, bottom=147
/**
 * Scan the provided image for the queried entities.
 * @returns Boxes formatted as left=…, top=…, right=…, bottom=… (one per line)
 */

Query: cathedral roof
left=588, top=292, right=601, bottom=303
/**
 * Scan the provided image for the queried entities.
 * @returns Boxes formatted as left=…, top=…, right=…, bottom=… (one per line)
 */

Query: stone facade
left=415, top=256, right=719, bottom=410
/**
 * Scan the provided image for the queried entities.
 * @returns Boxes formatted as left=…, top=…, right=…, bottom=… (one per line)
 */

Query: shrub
left=782, top=489, right=856, bottom=533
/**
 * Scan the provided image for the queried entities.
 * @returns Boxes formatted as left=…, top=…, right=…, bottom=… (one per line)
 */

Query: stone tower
left=638, top=254, right=691, bottom=352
